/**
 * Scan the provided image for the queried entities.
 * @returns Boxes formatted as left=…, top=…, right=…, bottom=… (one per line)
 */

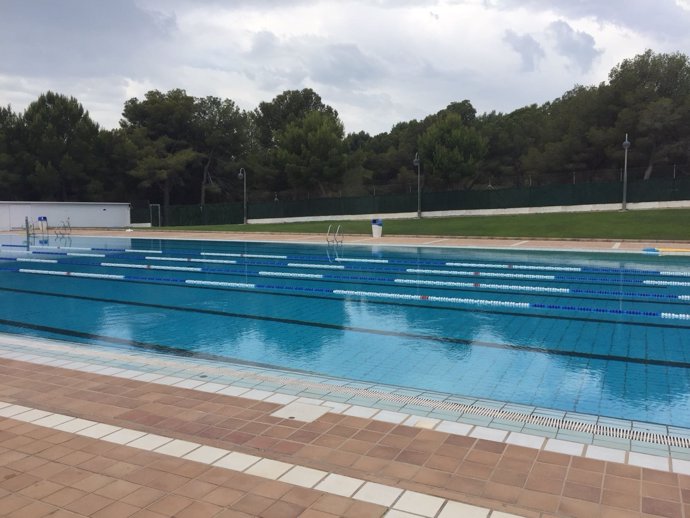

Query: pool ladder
left=326, top=224, right=344, bottom=246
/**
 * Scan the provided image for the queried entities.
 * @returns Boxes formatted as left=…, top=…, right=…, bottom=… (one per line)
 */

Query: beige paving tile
left=393, top=490, right=445, bottom=517
left=271, top=402, right=329, bottom=423
left=342, top=405, right=378, bottom=418
left=505, top=432, right=545, bottom=449
left=154, top=440, right=201, bottom=458
left=374, top=410, right=409, bottom=424
left=470, top=426, right=508, bottom=442
left=78, top=423, right=122, bottom=439
left=544, top=438, right=584, bottom=456
left=245, top=458, right=293, bottom=479
left=213, top=452, right=261, bottom=471
left=436, top=420, right=473, bottom=436
left=278, top=466, right=328, bottom=488
left=353, top=481, right=403, bottom=507
left=315, top=473, right=365, bottom=497
left=585, top=444, right=626, bottom=463
left=126, top=433, right=173, bottom=451
left=54, top=418, right=98, bottom=433
left=438, top=500, right=490, bottom=518
left=627, top=452, right=669, bottom=471
left=101, top=429, right=147, bottom=445
left=32, top=414, right=75, bottom=428
left=182, top=445, right=228, bottom=464
left=671, top=457, right=690, bottom=475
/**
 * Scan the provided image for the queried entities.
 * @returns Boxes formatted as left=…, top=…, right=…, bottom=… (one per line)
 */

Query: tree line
left=1, top=49, right=689, bottom=220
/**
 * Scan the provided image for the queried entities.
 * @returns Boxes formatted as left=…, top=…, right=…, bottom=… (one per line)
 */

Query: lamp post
left=238, top=167, right=247, bottom=224
left=413, top=153, right=421, bottom=218
left=622, top=134, right=630, bottom=211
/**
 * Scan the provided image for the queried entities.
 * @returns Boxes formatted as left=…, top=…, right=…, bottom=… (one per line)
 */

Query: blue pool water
left=1, top=235, right=690, bottom=427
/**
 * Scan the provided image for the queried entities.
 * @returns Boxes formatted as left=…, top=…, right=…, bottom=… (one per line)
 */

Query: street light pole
left=622, top=134, right=630, bottom=211
left=238, top=167, right=247, bottom=224
left=413, top=153, right=421, bottom=218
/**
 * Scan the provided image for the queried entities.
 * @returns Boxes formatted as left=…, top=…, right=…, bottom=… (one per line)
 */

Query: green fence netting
left=164, top=178, right=690, bottom=226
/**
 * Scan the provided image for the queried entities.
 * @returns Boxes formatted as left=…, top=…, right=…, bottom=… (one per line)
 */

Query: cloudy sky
left=2, top=0, right=690, bottom=135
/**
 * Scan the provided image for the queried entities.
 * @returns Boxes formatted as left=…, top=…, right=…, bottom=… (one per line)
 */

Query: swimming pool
left=1, top=235, right=689, bottom=429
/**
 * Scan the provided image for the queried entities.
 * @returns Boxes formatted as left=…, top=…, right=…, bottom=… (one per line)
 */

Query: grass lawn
left=156, top=208, right=690, bottom=241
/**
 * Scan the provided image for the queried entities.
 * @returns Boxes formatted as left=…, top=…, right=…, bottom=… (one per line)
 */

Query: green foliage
left=273, top=111, right=346, bottom=196
left=418, top=112, right=487, bottom=189
left=1, top=49, right=690, bottom=213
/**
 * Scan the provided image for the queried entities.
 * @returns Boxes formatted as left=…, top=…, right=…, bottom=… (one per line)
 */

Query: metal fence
left=161, top=177, right=690, bottom=226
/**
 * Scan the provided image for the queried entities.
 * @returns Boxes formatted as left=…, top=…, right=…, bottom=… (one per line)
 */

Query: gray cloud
left=492, top=0, right=690, bottom=40
left=547, top=20, right=602, bottom=72
left=503, top=31, right=545, bottom=72
left=0, top=0, right=175, bottom=77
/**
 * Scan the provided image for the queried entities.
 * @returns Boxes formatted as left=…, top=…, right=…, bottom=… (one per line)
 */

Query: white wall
left=249, top=199, right=690, bottom=224
left=0, top=202, right=130, bottom=231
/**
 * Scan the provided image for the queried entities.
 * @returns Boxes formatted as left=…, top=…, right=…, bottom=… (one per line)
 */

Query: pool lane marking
left=12, top=267, right=690, bottom=320
left=201, top=252, right=288, bottom=259
left=4, top=286, right=690, bottom=366
left=145, top=256, right=238, bottom=265
left=15, top=258, right=58, bottom=264
left=18, top=269, right=125, bottom=280
left=445, top=262, right=582, bottom=272
left=408, top=268, right=556, bottom=280
left=101, top=262, right=202, bottom=272
left=6, top=259, right=690, bottom=305
left=4, top=245, right=690, bottom=280
left=395, top=278, right=571, bottom=294
left=4, top=241, right=690, bottom=278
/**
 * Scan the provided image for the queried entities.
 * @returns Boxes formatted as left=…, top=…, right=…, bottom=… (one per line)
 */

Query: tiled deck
left=1, top=335, right=689, bottom=517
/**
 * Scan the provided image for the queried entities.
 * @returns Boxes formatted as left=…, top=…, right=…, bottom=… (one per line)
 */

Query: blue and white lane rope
left=394, top=278, right=570, bottom=294
left=4, top=242, right=690, bottom=278
left=5, top=255, right=690, bottom=302
left=14, top=267, right=690, bottom=321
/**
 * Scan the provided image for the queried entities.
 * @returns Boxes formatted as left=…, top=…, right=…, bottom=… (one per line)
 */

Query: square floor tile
left=438, top=501, right=490, bottom=518
left=585, top=444, right=626, bottom=463
left=469, top=426, right=508, bottom=442
left=374, top=410, right=409, bottom=424
left=505, top=432, right=545, bottom=449
left=353, top=482, right=403, bottom=507
left=127, top=433, right=173, bottom=451
left=155, top=440, right=201, bottom=458
left=54, top=418, right=98, bottom=433
left=342, top=405, right=378, bottom=418
left=315, top=473, right=364, bottom=497
left=544, top=438, right=584, bottom=456
left=279, top=466, right=328, bottom=488
left=245, top=458, right=293, bottom=479
left=672, top=458, right=690, bottom=475
left=271, top=402, right=329, bottom=423
left=101, top=429, right=147, bottom=445
left=32, top=414, right=75, bottom=428
left=213, top=452, right=261, bottom=471
left=13, top=409, right=51, bottom=422
left=183, top=445, right=228, bottom=464
left=436, top=421, right=473, bottom=436
left=78, top=423, right=122, bottom=439
left=627, top=451, right=669, bottom=471
left=393, top=490, right=445, bottom=517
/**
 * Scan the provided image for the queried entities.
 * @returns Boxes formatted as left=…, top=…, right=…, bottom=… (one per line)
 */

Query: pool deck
left=66, top=228, right=690, bottom=253
left=1, top=230, right=690, bottom=517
